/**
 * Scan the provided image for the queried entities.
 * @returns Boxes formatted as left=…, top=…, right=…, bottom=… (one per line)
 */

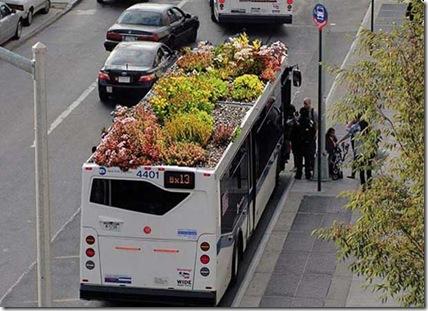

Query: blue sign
left=313, top=4, right=328, bottom=30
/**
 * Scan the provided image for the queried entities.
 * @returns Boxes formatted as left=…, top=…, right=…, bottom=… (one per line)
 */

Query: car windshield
left=117, top=10, right=163, bottom=26
left=106, top=46, right=156, bottom=68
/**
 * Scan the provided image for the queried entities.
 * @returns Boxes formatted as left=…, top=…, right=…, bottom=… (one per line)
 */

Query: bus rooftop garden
left=80, top=34, right=299, bottom=305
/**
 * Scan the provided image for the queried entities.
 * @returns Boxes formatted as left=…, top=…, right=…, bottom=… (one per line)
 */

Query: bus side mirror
left=92, top=146, right=97, bottom=153
left=292, top=68, right=302, bottom=87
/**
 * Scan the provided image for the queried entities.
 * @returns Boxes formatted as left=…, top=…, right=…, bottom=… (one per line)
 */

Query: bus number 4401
left=136, top=170, right=160, bottom=179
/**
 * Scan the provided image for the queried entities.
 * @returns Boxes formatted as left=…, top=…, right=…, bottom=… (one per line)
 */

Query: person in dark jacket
left=325, top=127, right=338, bottom=177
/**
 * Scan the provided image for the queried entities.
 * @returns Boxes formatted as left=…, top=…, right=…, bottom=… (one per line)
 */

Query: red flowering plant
left=212, top=123, right=236, bottom=146
left=256, top=41, right=288, bottom=81
left=93, top=106, right=165, bottom=170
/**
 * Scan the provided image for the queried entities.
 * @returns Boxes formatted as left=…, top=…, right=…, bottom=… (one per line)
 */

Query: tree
left=314, top=0, right=424, bottom=307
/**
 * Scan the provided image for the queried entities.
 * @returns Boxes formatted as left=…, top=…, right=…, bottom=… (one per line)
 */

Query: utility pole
left=0, top=43, right=52, bottom=307
left=33, top=42, right=52, bottom=307
left=371, top=0, right=375, bottom=32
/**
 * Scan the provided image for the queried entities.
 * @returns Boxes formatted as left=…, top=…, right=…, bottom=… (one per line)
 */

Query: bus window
left=90, top=179, right=189, bottom=216
left=255, top=105, right=282, bottom=180
left=220, top=139, right=250, bottom=233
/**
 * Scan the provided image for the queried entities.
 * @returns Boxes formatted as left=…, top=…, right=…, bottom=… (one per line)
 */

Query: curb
left=6, top=0, right=83, bottom=51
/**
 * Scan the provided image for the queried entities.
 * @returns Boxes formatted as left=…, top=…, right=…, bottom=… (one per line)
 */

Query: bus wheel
left=231, top=240, right=240, bottom=284
left=211, top=5, right=218, bottom=23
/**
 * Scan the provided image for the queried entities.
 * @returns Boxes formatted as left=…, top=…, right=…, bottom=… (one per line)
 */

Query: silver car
left=5, top=0, right=49, bottom=26
left=0, top=2, right=22, bottom=44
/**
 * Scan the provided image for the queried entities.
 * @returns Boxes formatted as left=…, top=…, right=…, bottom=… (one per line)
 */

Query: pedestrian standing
left=295, top=108, right=317, bottom=179
left=299, top=98, right=318, bottom=173
left=325, top=127, right=337, bottom=177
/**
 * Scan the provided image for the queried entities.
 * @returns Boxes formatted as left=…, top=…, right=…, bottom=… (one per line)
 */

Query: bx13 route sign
left=313, top=4, right=328, bottom=30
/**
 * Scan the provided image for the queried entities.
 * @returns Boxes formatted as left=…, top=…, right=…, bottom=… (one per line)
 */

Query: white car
left=5, top=0, right=50, bottom=26
left=0, top=2, right=23, bottom=44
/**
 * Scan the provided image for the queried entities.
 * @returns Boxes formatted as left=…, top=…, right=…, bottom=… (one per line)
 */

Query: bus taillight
left=85, top=235, right=95, bottom=245
left=287, top=0, right=293, bottom=4
left=86, top=248, right=95, bottom=257
left=85, top=260, right=95, bottom=270
left=200, top=242, right=210, bottom=252
left=200, top=255, right=210, bottom=264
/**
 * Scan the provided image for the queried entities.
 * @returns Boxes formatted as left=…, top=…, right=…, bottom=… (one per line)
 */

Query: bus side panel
left=215, top=237, right=233, bottom=303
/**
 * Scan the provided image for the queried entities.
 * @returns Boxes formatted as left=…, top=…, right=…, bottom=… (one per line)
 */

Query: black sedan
left=104, top=3, right=199, bottom=52
left=98, top=41, right=177, bottom=103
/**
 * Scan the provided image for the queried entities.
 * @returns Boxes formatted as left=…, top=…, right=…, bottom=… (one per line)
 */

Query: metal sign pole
left=317, top=29, right=322, bottom=192
left=32, top=42, right=52, bottom=307
left=371, top=0, right=375, bottom=32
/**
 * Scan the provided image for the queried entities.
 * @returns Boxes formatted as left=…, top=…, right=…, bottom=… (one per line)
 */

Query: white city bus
left=79, top=61, right=300, bottom=306
left=209, top=0, right=294, bottom=24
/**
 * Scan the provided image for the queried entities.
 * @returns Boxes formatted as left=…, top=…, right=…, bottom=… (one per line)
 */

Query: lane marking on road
left=30, top=80, right=97, bottom=148
left=0, top=208, right=81, bottom=305
left=232, top=177, right=295, bottom=307
left=53, top=255, right=79, bottom=260
left=177, top=0, right=192, bottom=8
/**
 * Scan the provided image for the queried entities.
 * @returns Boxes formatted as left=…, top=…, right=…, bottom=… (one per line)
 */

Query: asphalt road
left=0, top=0, right=369, bottom=305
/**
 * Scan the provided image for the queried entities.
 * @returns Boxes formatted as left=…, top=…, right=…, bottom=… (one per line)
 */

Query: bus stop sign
left=313, top=4, right=328, bottom=30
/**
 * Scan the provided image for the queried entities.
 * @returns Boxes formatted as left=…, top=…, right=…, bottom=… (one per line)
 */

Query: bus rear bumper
left=218, top=14, right=292, bottom=24
left=80, top=284, right=217, bottom=306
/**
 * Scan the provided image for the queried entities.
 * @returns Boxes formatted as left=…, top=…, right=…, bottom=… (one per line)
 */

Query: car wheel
left=24, top=9, right=33, bottom=26
left=189, top=27, right=197, bottom=43
left=41, top=0, right=50, bottom=14
left=211, top=4, right=218, bottom=23
left=13, top=20, right=23, bottom=40
left=98, top=87, right=109, bottom=103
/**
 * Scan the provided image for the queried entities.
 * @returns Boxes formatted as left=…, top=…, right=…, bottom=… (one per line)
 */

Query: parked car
left=0, top=2, right=23, bottom=44
left=5, top=0, right=50, bottom=26
left=104, top=3, right=199, bottom=51
left=98, top=41, right=177, bottom=103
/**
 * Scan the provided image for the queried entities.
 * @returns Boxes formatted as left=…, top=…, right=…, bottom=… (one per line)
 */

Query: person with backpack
left=296, top=98, right=317, bottom=179
left=294, top=102, right=317, bottom=179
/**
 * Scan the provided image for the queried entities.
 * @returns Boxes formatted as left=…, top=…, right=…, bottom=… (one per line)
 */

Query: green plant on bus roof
left=150, top=75, right=215, bottom=122
left=212, top=123, right=236, bottom=146
left=164, top=110, right=214, bottom=147
left=176, top=46, right=214, bottom=72
left=230, top=74, right=265, bottom=102
left=161, top=141, right=207, bottom=167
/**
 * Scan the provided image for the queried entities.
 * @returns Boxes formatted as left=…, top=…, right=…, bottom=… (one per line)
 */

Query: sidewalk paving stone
left=295, top=273, right=332, bottom=299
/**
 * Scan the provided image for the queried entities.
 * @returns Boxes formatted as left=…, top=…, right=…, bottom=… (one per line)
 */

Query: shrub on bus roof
left=93, top=34, right=288, bottom=170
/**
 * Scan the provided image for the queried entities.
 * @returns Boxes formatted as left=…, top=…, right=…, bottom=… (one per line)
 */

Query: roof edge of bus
left=82, top=162, right=216, bottom=174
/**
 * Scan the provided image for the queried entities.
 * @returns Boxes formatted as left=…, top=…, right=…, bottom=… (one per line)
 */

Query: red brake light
left=86, top=248, right=95, bottom=257
left=98, top=71, right=110, bottom=81
left=200, top=242, right=210, bottom=252
left=287, top=0, right=293, bottom=4
left=200, top=255, right=210, bottom=264
left=139, top=74, right=156, bottom=83
left=106, top=31, right=122, bottom=41
left=138, top=33, right=159, bottom=42
left=219, top=0, right=225, bottom=4
left=86, top=235, right=95, bottom=245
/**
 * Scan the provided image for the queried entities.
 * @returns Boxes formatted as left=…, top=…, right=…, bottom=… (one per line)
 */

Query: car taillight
left=138, top=33, right=159, bottom=42
left=200, top=242, right=210, bottom=252
left=85, top=235, right=95, bottom=245
left=106, top=31, right=122, bottom=41
left=86, top=248, right=95, bottom=257
left=200, top=255, right=210, bottom=265
left=139, top=74, right=156, bottom=83
left=98, top=71, right=110, bottom=81
left=287, top=0, right=293, bottom=4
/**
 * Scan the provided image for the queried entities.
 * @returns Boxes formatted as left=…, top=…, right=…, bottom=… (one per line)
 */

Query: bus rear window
left=90, top=178, right=189, bottom=216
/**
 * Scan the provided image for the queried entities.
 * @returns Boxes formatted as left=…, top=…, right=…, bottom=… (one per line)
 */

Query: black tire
left=189, top=27, right=197, bottom=43
left=211, top=4, right=218, bottom=23
left=231, top=237, right=241, bottom=285
left=166, top=35, right=175, bottom=49
left=41, top=0, right=50, bottom=14
left=13, top=20, right=22, bottom=40
left=24, top=9, right=33, bottom=26
left=98, top=87, right=109, bottom=103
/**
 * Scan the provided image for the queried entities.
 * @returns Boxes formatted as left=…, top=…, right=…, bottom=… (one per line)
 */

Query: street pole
left=33, top=42, right=52, bottom=307
left=371, top=0, right=374, bottom=32
left=317, top=29, right=322, bottom=192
